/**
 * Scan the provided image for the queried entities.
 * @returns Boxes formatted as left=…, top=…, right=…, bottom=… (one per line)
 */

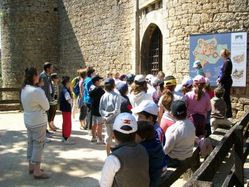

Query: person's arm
left=99, top=155, right=120, bottom=187
left=64, top=91, right=72, bottom=106
left=99, top=95, right=108, bottom=118
left=36, top=88, right=50, bottom=111
left=163, top=127, right=177, bottom=155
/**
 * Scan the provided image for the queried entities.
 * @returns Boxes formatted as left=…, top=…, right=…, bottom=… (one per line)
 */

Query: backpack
left=73, top=78, right=80, bottom=96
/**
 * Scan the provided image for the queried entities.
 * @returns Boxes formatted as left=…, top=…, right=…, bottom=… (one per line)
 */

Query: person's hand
left=216, top=78, right=220, bottom=85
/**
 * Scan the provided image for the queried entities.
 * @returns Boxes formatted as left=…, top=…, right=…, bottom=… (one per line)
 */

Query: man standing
left=40, top=62, right=54, bottom=138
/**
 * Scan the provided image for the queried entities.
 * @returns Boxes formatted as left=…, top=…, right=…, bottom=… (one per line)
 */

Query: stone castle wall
left=0, top=0, right=59, bottom=88
left=0, top=0, right=249, bottom=118
left=164, top=0, right=249, bottom=118
left=58, top=0, right=136, bottom=76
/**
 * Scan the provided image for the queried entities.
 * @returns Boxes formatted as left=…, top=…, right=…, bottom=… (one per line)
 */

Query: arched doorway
left=141, top=24, right=162, bottom=75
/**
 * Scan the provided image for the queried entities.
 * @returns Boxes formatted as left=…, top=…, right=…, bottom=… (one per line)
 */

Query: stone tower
left=0, top=0, right=59, bottom=89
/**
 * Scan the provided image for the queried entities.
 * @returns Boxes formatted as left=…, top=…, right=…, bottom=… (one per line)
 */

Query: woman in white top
left=129, top=75, right=152, bottom=108
left=21, top=67, right=50, bottom=179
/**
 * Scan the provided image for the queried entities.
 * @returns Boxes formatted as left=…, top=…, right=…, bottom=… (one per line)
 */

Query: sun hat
left=113, top=113, right=137, bottom=134
left=132, top=100, right=158, bottom=116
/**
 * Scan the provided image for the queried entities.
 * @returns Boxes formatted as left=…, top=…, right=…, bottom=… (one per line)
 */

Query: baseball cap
left=171, top=100, right=187, bottom=117
left=132, top=100, right=158, bottom=116
left=182, top=77, right=193, bottom=88
left=193, top=61, right=201, bottom=68
left=134, top=74, right=146, bottom=84
left=193, top=75, right=206, bottom=84
left=164, top=75, right=177, bottom=86
left=92, top=75, right=103, bottom=84
left=151, top=77, right=160, bottom=86
left=104, top=78, right=115, bottom=85
left=116, top=82, right=128, bottom=93
left=113, top=113, right=137, bottom=134
left=145, top=74, right=154, bottom=83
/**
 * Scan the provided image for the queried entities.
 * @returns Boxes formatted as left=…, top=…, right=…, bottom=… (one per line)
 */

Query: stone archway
left=141, top=24, right=162, bottom=75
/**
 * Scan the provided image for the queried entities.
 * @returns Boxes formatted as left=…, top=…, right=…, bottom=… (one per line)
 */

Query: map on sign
left=190, top=32, right=247, bottom=87
left=193, top=38, right=227, bottom=66
left=189, top=33, right=231, bottom=86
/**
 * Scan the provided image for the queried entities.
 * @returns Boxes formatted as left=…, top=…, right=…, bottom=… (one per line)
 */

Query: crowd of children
left=30, top=48, right=233, bottom=185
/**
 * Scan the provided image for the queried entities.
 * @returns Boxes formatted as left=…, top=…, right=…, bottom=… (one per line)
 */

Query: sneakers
left=91, top=137, right=97, bottom=143
left=45, top=138, right=51, bottom=143
left=97, top=139, right=105, bottom=144
left=62, top=138, right=75, bottom=145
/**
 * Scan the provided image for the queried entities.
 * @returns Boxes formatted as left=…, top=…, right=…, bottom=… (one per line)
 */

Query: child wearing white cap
left=132, top=100, right=165, bottom=145
left=193, top=60, right=205, bottom=76
left=99, top=113, right=150, bottom=187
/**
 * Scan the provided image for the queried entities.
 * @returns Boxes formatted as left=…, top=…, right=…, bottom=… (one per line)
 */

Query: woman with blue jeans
left=21, top=67, right=50, bottom=179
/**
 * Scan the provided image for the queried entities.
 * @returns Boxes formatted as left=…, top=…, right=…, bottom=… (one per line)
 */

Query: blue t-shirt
left=140, top=138, right=167, bottom=187
left=83, top=77, right=93, bottom=104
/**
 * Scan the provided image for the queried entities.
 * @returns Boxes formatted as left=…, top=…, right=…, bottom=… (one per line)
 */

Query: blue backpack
left=73, top=78, right=80, bottom=96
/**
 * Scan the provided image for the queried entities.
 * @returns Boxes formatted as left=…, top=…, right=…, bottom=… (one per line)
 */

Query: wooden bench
left=159, top=147, right=200, bottom=187
left=184, top=112, right=249, bottom=187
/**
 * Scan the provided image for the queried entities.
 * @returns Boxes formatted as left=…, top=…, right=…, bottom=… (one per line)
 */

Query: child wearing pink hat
left=185, top=75, right=211, bottom=137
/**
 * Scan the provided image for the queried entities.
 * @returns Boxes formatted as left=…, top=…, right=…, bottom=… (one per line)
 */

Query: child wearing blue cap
left=99, top=78, right=121, bottom=155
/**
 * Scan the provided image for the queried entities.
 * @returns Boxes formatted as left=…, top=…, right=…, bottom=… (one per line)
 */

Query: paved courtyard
left=1, top=111, right=248, bottom=187
left=0, top=111, right=105, bottom=187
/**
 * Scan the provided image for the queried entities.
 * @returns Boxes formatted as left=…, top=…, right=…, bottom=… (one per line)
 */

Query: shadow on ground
left=0, top=129, right=104, bottom=187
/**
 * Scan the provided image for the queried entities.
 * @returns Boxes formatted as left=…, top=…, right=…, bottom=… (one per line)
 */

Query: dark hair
left=51, top=73, right=58, bottom=80
left=137, top=121, right=155, bottom=140
left=22, top=67, right=38, bottom=88
left=214, top=86, right=225, bottom=98
left=86, top=67, right=95, bottom=77
left=62, top=76, right=70, bottom=86
left=105, top=83, right=115, bottom=92
left=43, top=62, right=52, bottom=71
left=79, top=69, right=87, bottom=79
left=113, top=130, right=136, bottom=143
left=139, top=111, right=157, bottom=123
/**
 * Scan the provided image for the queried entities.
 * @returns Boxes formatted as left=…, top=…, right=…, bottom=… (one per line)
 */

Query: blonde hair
left=221, top=49, right=231, bottom=58
left=130, top=82, right=147, bottom=95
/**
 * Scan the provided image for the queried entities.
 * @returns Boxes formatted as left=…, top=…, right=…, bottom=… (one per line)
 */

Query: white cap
left=135, top=74, right=146, bottom=83
left=132, top=100, right=158, bottom=116
left=145, top=74, right=154, bottom=83
left=113, top=113, right=137, bottom=134
left=193, top=61, right=201, bottom=68
left=151, top=77, right=160, bottom=86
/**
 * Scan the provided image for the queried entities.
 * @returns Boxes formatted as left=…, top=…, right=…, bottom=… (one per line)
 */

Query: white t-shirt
left=164, top=119, right=196, bottom=160
left=99, top=155, right=120, bottom=187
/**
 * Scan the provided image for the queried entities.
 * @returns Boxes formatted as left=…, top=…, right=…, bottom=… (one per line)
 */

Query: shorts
left=92, top=115, right=104, bottom=125
left=105, top=123, right=113, bottom=145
